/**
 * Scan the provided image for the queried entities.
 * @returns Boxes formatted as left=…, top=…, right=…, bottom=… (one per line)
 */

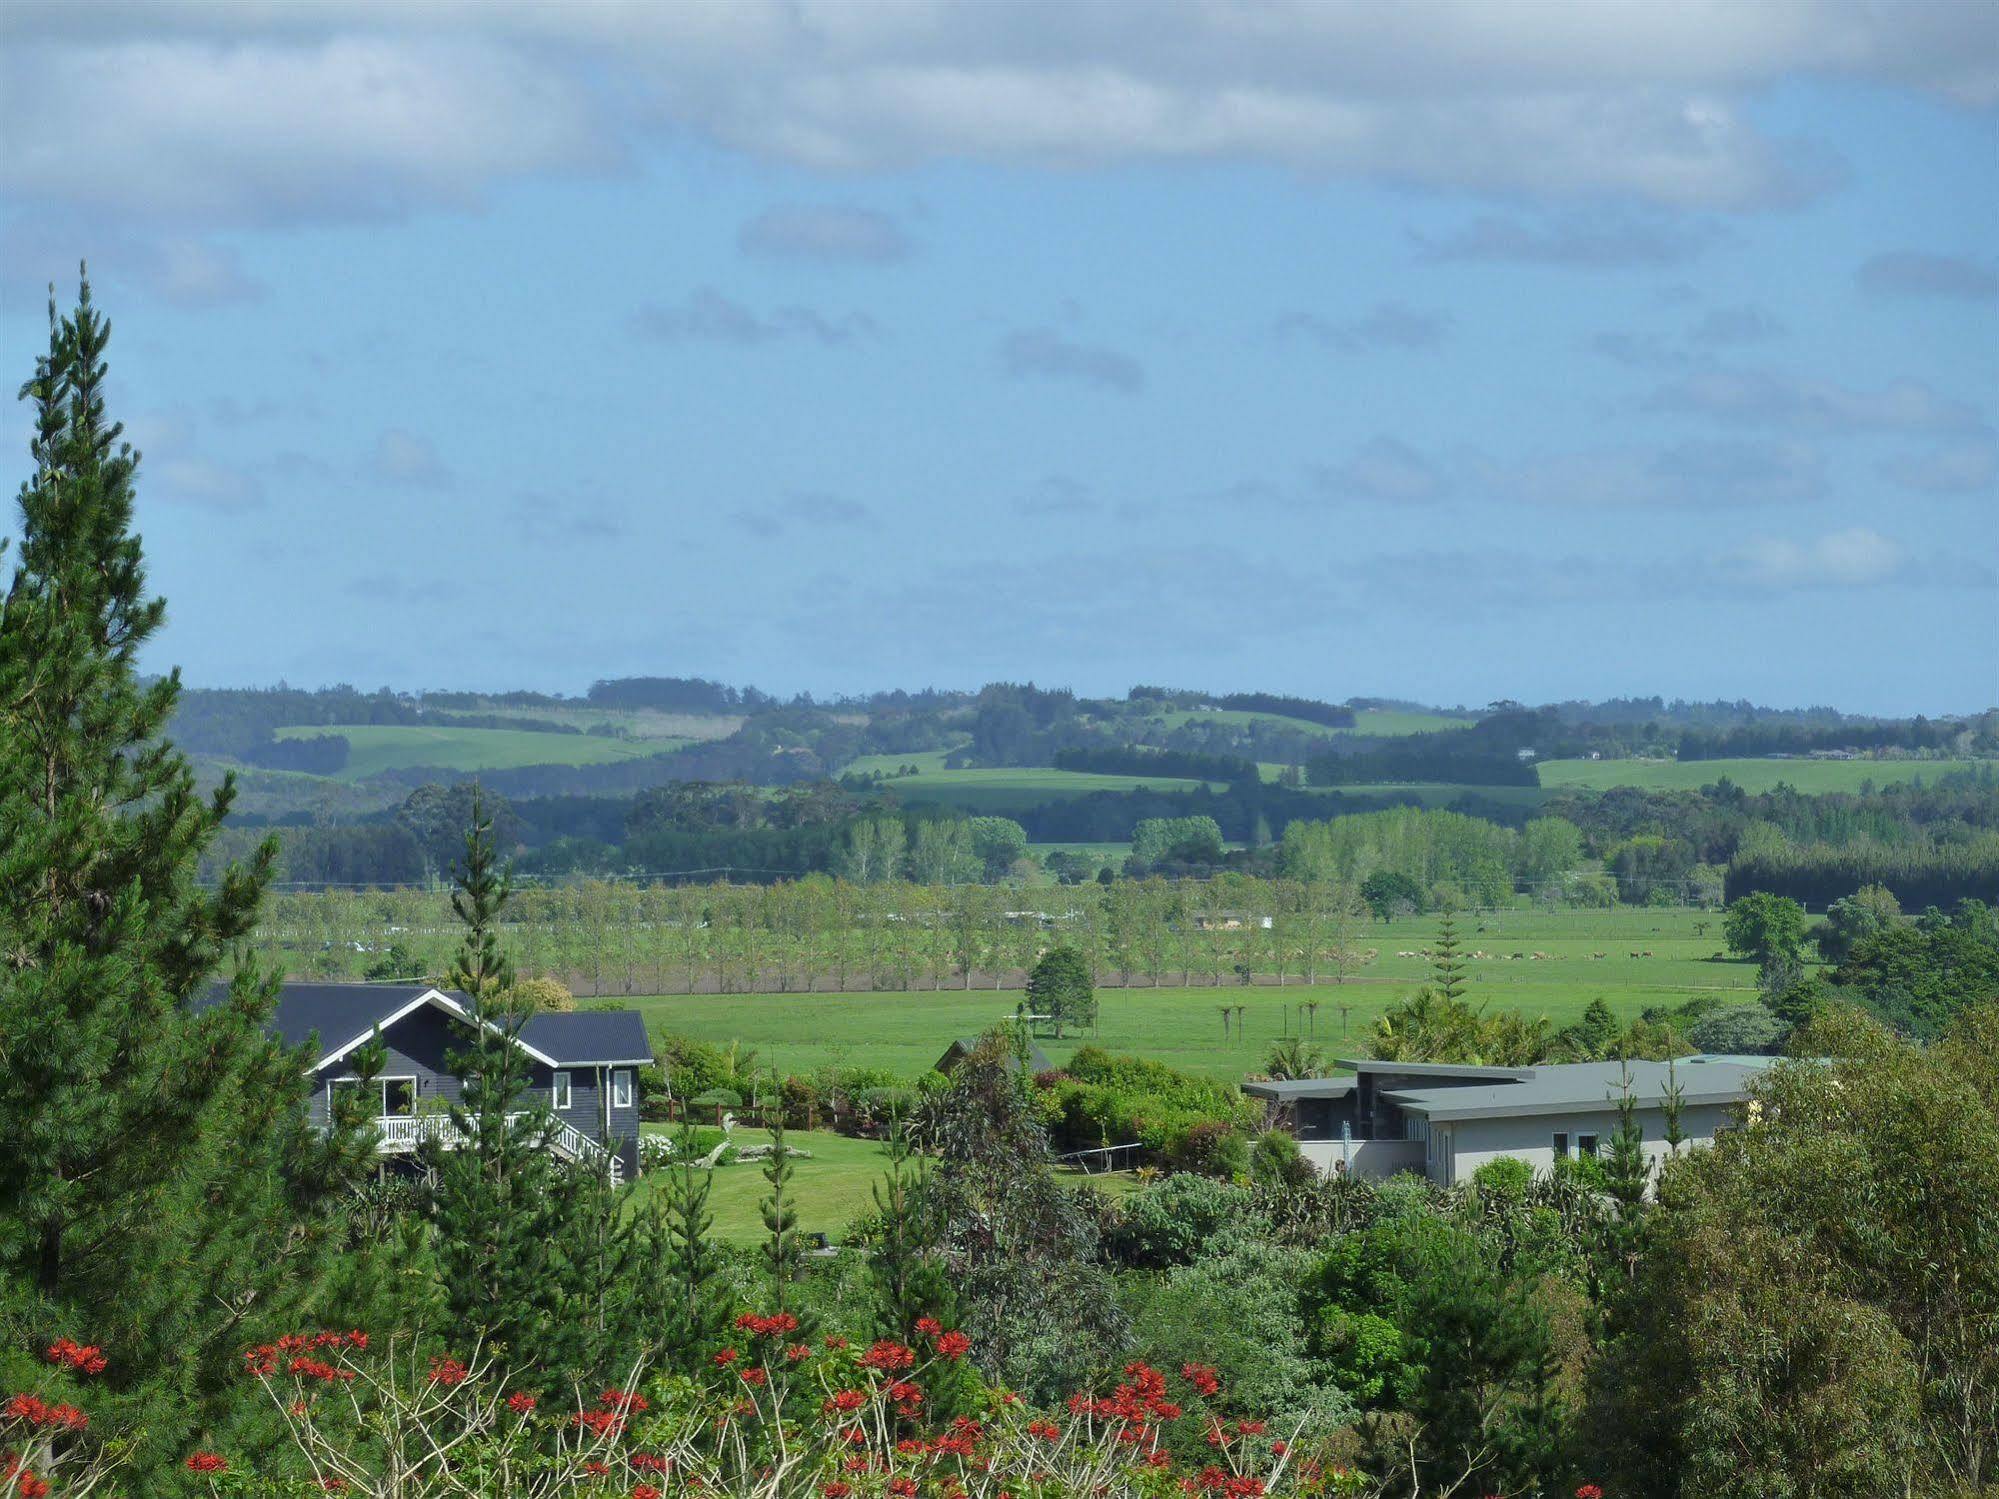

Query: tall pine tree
left=0, top=273, right=369, bottom=1468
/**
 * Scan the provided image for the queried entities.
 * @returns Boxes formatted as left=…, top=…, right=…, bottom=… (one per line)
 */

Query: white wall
left=1445, top=1101, right=1736, bottom=1185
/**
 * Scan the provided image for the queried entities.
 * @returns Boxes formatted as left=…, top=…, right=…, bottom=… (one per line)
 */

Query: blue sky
left=2, top=3, right=1994, bottom=714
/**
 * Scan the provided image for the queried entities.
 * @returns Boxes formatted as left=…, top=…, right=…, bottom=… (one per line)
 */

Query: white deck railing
left=371, top=1113, right=622, bottom=1184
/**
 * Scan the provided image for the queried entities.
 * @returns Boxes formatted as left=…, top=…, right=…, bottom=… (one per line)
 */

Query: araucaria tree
left=0, top=275, right=369, bottom=1467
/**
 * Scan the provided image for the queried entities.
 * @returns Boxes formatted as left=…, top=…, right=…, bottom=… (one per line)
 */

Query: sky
left=2, top=1, right=1995, bottom=716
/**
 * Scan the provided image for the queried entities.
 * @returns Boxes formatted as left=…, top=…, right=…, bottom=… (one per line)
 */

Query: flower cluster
left=244, top=1330, right=369, bottom=1377
left=3, top=1395, right=88, bottom=1433
left=44, top=1339, right=107, bottom=1377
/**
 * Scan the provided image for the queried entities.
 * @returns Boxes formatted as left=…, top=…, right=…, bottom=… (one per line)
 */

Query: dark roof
left=1335, top=1057, right=1537, bottom=1081
left=199, top=981, right=449, bottom=1056
left=519, top=1011, right=653, bottom=1066
left=1241, top=1077, right=1356, bottom=1102
left=937, top=1036, right=1054, bottom=1074
left=203, top=982, right=650, bottom=1068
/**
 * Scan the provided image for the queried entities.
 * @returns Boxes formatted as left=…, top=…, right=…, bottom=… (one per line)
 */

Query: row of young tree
left=253, top=874, right=1397, bottom=995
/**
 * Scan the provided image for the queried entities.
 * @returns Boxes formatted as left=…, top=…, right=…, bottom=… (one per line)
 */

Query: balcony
left=370, top=1113, right=622, bottom=1185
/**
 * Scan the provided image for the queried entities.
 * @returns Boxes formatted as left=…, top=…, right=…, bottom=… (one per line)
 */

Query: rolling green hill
left=275, top=723, right=678, bottom=781
left=1537, top=756, right=1988, bottom=795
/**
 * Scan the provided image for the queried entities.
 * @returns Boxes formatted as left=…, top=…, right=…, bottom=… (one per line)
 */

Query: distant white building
left=1245, top=1055, right=1774, bottom=1186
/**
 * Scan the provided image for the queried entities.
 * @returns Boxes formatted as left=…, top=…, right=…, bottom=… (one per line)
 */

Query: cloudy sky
left=3, top=1, right=1995, bottom=713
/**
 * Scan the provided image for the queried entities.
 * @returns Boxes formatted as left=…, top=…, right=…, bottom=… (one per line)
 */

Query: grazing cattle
left=1642, top=951, right=1654, bottom=958
left=1591, top=952, right=1606, bottom=959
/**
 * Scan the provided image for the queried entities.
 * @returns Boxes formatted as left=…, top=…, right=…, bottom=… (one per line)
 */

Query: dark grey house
left=223, top=983, right=652, bottom=1183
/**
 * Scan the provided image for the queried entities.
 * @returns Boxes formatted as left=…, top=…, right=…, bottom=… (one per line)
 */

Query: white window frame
left=551, top=1071, right=573, bottom=1111
left=610, top=1069, right=633, bottom=1110
left=332, top=1075, right=418, bottom=1117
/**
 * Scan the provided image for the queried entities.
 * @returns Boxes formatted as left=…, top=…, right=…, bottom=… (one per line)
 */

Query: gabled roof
left=202, top=982, right=577, bottom=1072
left=936, top=1037, right=1054, bottom=1075
left=519, top=1011, right=653, bottom=1067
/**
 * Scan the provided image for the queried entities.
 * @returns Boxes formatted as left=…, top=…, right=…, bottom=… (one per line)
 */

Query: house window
left=611, top=1070, right=633, bottom=1110
left=1577, top=1133, right=1599, bottom=1158
left=552, top=1071, right=572, bottom=1111
left=332, top=1076, right=417, bottom=1117
left=1552, top=1131, right=1570, bottom=1158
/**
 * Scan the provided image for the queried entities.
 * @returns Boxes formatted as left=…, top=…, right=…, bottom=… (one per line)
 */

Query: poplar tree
left=0, top=274, right=366, bottom=1464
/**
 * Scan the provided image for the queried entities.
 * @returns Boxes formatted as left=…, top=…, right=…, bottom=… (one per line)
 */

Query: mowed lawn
left=630, top=1125, right=1137, bottom=1243
left=628, top=909, right=1758, bottom=1083
left=275, top=723, right=677, bottom=780
left=1537, top=756, right=1988, bottom=795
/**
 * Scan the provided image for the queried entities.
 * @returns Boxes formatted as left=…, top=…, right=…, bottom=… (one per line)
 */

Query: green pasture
left=1537, top=756, right=1989, bottom=795
left=1144, top=707, right=1472, bottom=738
left=629, top=1125, right=1136, bottom=1243
left=424, top=704, right=741, bottom=743
left=274, top=723, right=678, bottom=780
left=1263, top=774, right=1552, bottom=808
left=843, top=754, right=1217, bottom=812
left=628, top=908, right=1757, bottom=1084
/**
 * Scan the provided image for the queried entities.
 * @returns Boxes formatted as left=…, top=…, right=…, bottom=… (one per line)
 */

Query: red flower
left=633, top=1487, right=663, bottom=1499
left=914, top=1316, right=943, bottom=1336
left=185, top=1451, right=228, bottom=1472
left=1181, top=1363, right=1221, bottom=1398
left=713, top=1348, right=739, bottom=1367
left=427, top=1357, right=469, bottom=1387
left=1576, top=1487, right=1605, bottom=1499
left=822, top=1485, right=853, bottom=1499
left=598, top=1389, right=650, bottom=1413
left=45, top=1338, right=107, bottom=1376
left=507, top=1391, right=537, bottom=1415
left=860, top=1340, right=916, bottom=1371
left=936, top=1330, right=971, bottom=1360
left=740, top=1366, right=768, bottom=1386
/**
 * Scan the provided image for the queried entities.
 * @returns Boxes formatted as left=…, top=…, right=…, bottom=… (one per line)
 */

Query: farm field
left=1264, top=772, right=1552, bottom=808
left=628, top=908, right=1757, bottom=1083
left=630, top=1125, right=1136, bottom=1243
left=1144, top=707, right=1472, bottom=737
left=842, top=754, right=1218, bottom=812
left=274, top=723, right=679, bottom=780
left=1537, top=756, right=1989, bottom=795
left=426, top=704, right=741, bottom=743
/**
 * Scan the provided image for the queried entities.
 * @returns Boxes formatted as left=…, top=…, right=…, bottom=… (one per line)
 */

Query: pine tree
left=426, top=790, right=571, bottom=1368
left=651, top=1121, right=728, bottom=1371
left=867, top=1120, right=957, bottom=1342
left=1430, top=917, right=1470, bottom=1004
left=760, top=1113, right=803, bottom=1314
left=0, top=273, right=370, bottom=1467
left=1604, top=1063, right=1651, bottom=1240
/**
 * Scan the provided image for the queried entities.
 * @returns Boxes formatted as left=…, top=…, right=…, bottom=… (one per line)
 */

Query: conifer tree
left=1430, top=917, right=1470, bottom=1004
left=0, top=273, right=369, bottom=1467
left=867, top=1120, right=956, bottom=1341
left=651, top=1121, right=728, bottom=1370
left=1603, top=1064, right=1651, bottom=1248
left=426, top=791, right=569, bottom=1364
left=760, top=1113, right=803, bottom=1314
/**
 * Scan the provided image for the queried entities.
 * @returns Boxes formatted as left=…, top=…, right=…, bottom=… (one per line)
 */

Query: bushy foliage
left=1041, top=1047, right=1259, bottom=1163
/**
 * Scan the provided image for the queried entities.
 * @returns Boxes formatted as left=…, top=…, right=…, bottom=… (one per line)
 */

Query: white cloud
left=1880, top=439, right=1999, bottom=495
left=1275, top=301, right=1450, bottom=352
left=1316, top=437, right=1449, bottom=504
left=1720, top=527, right=1914, bottom=589
left=1857, top=250, right=1999, bottom=302
left=4, top=0, right=1991, bottom=230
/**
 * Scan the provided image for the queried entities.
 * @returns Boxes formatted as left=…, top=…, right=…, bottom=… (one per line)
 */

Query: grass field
left=626, top=909, right=1755, bottom=1083
left=843, top=751, right=1217, bottom=812
left=1538, top=756, right=1990, bottom=795
left=1144, top=707, right=1473, bottom=738
left=275, top=723, right=678, bottom=780
left=630, top=1125, right=1137, bottom=1243
left=425, top=704, right=741, bottom=743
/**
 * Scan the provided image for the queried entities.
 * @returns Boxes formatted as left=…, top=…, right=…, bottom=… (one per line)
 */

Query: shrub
left=1105, top=1175, right=1254, bottom=1269
left=1469, top=1155, right=1533, bottom=1201
left=507, top=975, right=574, bottom=1013
left=1250, top=1130, right=1315, bottom=1189
left=1169, top=1120, right=1251, bottom=1179
left=1688, top=1003, right=1787, bottom=1056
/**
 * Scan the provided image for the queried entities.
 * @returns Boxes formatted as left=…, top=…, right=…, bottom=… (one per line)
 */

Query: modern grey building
left=1244, top=1055, right=1774, bottom=1185
left=208, top=982, right=652, bottom=1182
